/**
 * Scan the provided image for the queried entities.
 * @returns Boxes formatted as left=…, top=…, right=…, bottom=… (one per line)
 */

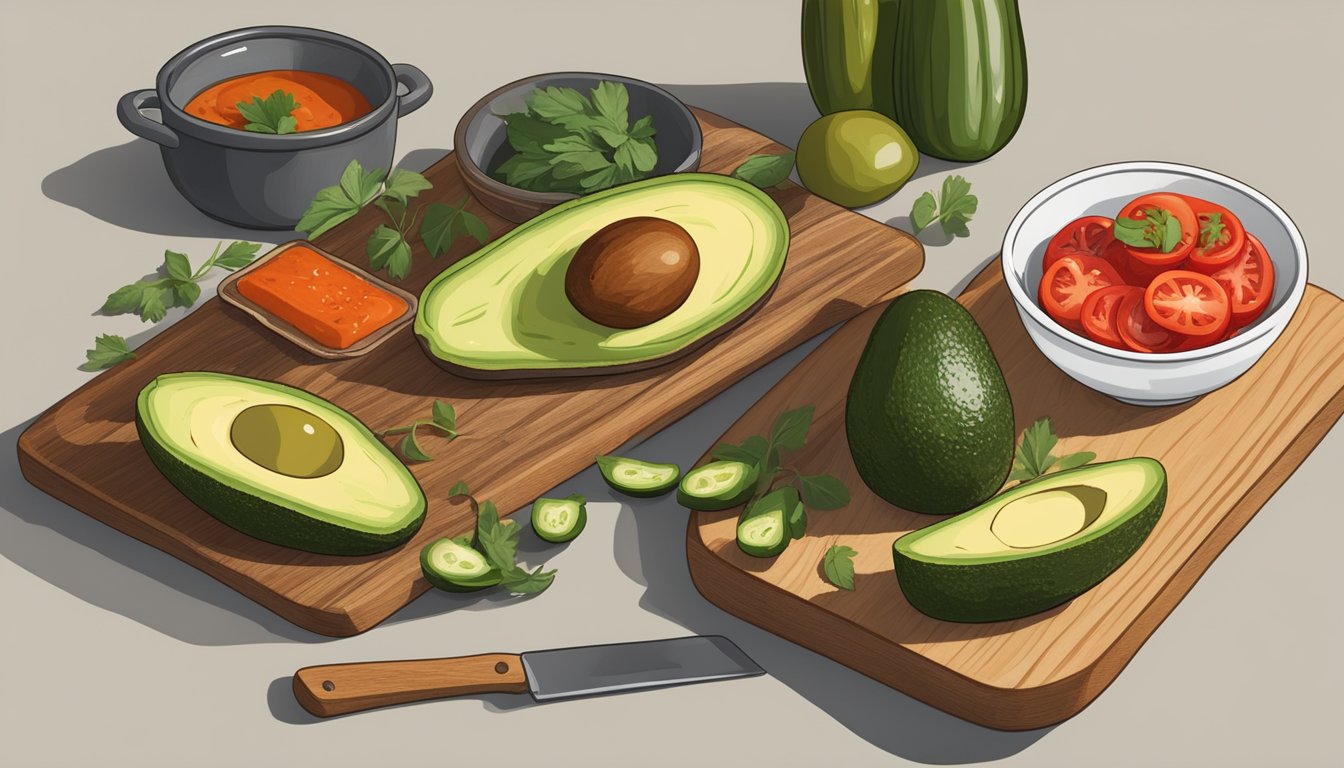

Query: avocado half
left=893, top=458, right=1167, bottom=622
left=415, top=173, right=789, bottom=378
left=136, top=372, right=426, bottom=556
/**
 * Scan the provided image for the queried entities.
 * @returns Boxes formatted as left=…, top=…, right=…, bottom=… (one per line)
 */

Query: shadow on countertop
left=0, top=419, right=324, bottom=646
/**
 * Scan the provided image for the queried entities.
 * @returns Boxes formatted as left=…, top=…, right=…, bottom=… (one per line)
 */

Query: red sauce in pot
left=184, top=70, right=372, bottom=132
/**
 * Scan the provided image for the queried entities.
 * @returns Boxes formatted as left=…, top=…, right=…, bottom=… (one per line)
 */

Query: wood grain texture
left=686, top=265, right=1344, bottom=731
left=15, top=108, right=923, bottom=637
left=293, top=653, right=528, bottom=717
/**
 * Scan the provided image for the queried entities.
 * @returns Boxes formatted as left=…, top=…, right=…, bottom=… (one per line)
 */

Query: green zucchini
left=736, top=487, right=799, bottom=558
left=676, top=460, right=760, bottom=511
left=420, top=537, right=503, bottom=592
left=802, top=0, right=897, bottom=118
left=531, top=495, right=587, bottom=543
left=596, top=455, right=681, bottom=497
left=892, top=0, right=1027, bottom=161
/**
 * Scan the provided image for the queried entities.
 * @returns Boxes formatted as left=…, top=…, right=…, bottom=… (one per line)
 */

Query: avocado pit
left=229, top=403, right=344, bottom=479
left=565, top=216, right=700, bottom=329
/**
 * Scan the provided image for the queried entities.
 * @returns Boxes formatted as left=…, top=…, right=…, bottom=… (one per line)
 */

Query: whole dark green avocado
left=845, top=290, right=1014, bottom=514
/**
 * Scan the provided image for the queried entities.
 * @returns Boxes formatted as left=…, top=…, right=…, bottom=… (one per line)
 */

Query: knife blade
left=292, top=635, right=763, bottom=717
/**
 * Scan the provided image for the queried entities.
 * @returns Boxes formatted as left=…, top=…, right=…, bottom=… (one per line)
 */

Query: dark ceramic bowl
left=117, top=26, right=432, bottom=230
left=454, top=72, right=701, bottom=223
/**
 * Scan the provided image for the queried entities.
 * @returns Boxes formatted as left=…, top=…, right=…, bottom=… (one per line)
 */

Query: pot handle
left=392, top=64, right=433, bottom=117
left=117, top=90, right=180, bottom=149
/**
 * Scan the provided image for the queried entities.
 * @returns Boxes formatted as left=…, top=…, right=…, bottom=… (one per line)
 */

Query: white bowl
left=1001, top=162, right=1308, bottom=406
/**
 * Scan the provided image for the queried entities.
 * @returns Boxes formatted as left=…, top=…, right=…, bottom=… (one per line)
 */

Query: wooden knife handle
left=292, top=653, right=528, bottom=717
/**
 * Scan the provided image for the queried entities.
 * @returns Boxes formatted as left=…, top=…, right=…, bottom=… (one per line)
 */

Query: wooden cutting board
left=17, top=109, right=923, bottom=637
left=686, top=265, right=1344, bottom=731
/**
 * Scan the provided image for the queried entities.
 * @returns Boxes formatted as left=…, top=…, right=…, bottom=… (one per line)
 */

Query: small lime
left=796, top=110, right=919, bottom=208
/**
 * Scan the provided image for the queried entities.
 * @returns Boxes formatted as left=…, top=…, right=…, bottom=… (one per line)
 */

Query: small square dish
left=218, top=240, right=419, bottom=360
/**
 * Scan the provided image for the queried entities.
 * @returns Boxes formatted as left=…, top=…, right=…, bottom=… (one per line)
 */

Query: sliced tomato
left=1211, top=233, right=1276, bottom=328
left=1080, top=284, right=1130, bottom=349
left=1117, top=193, right=1198, bottom=266
left=1180, top=196, right=1246, bottom=273
left=1112, top=241, right=1166, bottom=287
left=1144, top=270, right=1231, bottom=338
left=1038, top=254, right=1126, bottom=328
left=1044, top=216, right=1117, bottom=269
left=1116, top=287, right=1186, bottom=353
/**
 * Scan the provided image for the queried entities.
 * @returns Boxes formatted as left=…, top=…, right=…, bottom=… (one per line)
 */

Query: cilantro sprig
left=710, top=405, right=850, bottom=531
left=81, top=334, right=136, bottom=371
left=822, top=545, right=858, bottom=590
left=911, top=175, right=977, bottom=238
left=1113, top=207, right=1182, bottom=253
left=493, top=81, right=658, bottom=194
left=731, top=152, right=795, bottom=189
left=381, top=401, right=459, bottom=462
left=102, top=241, right=261, bottom=323
left=238, top=90, right=299, bottom=135
left=1197, top=212, right=1226, bottom=253
left=298, top=160, right=489, bottom=281
left=449, top=482, right=557, bottom=596
left=1008, top=417, right=1096, bottom=484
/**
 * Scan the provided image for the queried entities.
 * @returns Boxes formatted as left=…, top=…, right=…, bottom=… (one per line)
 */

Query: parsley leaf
left=731, top=152, right=795, bottom=188
left=297, top=159, right=387, bottom=239
left=81, top=334, right=135, bottom=371
left=101, top=242, right=260, bottom=322
left=770, top=405, right=815, bottom=452
left=499, top=564, right=557, bottom=595
left=1113, top=207, right=1182, bottom=253
left=476, top=500, right=521, bottom=572
left=822, top=545, right=858, bottom=590
left=797, top=474, right=850, bottom=510
left=381, top=400, right=462, bottom=461
left=399, top=432, right=432, bottom=462
left=493, top=81, right=658, bottom=194
left=1008, top=417, right=1096, bottom=483
left=447, top=480, right=471, bottom=498
left=431, top=401, right=457, bottom=434
left=1198, top=212, right=1226, bottom=253
left=382, top=168, right=433, bottom=205
left=910, top=175, right=977, bottom=237
left=420, top=197, right=490, bottom=257
left=237, top=90, right=299, bottom=135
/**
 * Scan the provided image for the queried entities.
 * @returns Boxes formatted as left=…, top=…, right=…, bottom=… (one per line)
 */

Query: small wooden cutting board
left=17, top=109, right=923, bottom=637
left=686, top=264, right=1344, bottom=731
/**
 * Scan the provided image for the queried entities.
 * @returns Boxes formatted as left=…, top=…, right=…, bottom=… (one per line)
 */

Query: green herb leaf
left=628, top=115, right=656, bottom=140
left=163, top=250, right=192, bottom=281
left=139, top=286, right=168, bottom=323
left=81, top=334, right=135, bottom=371
left=822, top=545, right=857, bottom=590
left=237, top=90, right=299, bottom=135
left=213, top=241, right=262, bottom=271
left=502, top=112, right=573, bottom=154
left=367, top=224, right=412, bottom=279
left=431, top=401, right=457, bottom=434
left=420, top=199, right=489, bottom=258
left=590, top=81, right=629, bottom=131
left=447, top=480, right=471, bottom=498
left=297, top=160, right=387, bottom=239
left=1198, top=212, right=1226, bottom=253
left=1114, top=207, right=1181, bottom=253
left=910, top=176, right=977, bottom=237
left=1011, top=417, right=1095, bottom=482
left=910, top=191, right=938, bottom=233
left=171, top=279, right=201, bottom=308
left=101, top=283, right=146, bottom=316
left=381, top=168, right=432, bottom=205
left=797, top=474, right=850, bottom=510
left=476, top=500, right=521, bottom=572
left=771, top=405, right=815, bottom=453
left=1160, top=210, right=1182, bottom=253
left=527, top=86, right=590, bottom=122
left=499, top=564, right=557, bottom=595
left=731, top=152, right=795, bottom=188
left=399, top=430, right=432, bottom=462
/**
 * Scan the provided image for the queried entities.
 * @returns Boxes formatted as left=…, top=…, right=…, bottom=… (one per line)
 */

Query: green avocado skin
left=845, top=290, right=1014, bottom=515
left=135, top=412, right=425, bottom=557
left=892, top=464, right=1168, bottom=622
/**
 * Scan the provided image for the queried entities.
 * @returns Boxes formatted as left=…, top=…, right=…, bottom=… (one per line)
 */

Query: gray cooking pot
left=117, top=26, right=431, bottom=230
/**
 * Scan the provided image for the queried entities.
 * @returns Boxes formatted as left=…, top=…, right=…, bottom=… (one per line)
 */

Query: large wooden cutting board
left=17, top=109, right=923, bottom=637
left=686, top=265, right=1344, bottom=731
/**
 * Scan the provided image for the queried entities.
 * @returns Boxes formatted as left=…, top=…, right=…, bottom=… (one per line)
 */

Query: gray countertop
left=2, top=1, right=1339, bottom=765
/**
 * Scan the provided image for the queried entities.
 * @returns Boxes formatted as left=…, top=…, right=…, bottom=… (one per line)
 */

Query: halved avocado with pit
left=415, top=173, right=789, bottom=378
left=893, top=458, right=1167, bottom=622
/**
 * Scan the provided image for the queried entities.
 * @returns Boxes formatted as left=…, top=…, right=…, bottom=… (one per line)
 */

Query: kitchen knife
left=292, top=635, right=763, bottom=717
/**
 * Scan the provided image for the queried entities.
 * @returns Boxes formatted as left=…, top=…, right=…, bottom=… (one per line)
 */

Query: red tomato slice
left=1116, top=287, right=1185, bottom=353
left=1038, top=254, right=1126, bottom=327
left=1080, top=284, right=1130, bottom=349
left=1044, top=216, right=1117, bottom=269
left=1181, top=196, right=1246, bottom=273
left=1144, top=270, right=1231, bottom=337
left=1117, top=193, right=1198, bottom=266
left=1211, top=233, right=1276, bottom=328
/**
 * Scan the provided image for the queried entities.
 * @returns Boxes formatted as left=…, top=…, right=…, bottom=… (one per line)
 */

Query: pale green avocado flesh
left=415, top=173, right=789, bottom=375
left=136, top=372, right=426, bottom=556
left=893, top=458, right=1167, bottom=622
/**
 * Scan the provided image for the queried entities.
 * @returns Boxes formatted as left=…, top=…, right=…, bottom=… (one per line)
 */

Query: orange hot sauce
left=238, top=247, right=407, bottom=349
left=184, top=70, right=373, bottom=132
